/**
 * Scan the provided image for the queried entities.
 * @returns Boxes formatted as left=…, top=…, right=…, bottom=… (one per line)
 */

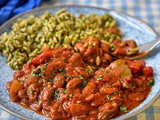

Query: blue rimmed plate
left=0, top=5, right=159, bottom=120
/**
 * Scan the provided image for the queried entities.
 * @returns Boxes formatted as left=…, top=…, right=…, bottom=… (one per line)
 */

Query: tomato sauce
left=6, top=38, right=154, bottom=120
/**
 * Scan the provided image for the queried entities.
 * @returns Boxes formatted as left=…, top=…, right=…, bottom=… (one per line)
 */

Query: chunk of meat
left=98, top=102, right=118, bottom=120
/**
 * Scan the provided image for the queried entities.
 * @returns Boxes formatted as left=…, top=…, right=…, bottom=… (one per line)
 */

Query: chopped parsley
left=86, top=66, right=93, bottom=75
left=69, top=94, right=73, bottom=98
left=45, top=78, right=53, bottom=82
left=54, top=90, right=59, bottom=100
left=120, top=106, right=129, bottom=113
left=106, top=95, right=111, bottom=100
left=113, top=92, right=117, bottom=95
left=20, top=81, right=24, bottom=85
left=78, top=74, right=84, bottom=80
left=65, top=76, right=69, bottom=79
left=147, top=80, right=154, bottom=86
left=106, top=69, right=110, bottom=73
left=97, top=75, right=103, bottom=80
left=50, top=71, right=55, bottom=76
left=62, top=89, right=67, bottom=94
left=58, top=68, right=65, bottom=75
left=79, top=80, right=88, bottom=88
left=29, top=89, right=33, bottom=94
left=31, top=68, right=45, bottom=77
left=44, top=63, right=48, bottom=66
left=108, top=85, right=112, bottom=88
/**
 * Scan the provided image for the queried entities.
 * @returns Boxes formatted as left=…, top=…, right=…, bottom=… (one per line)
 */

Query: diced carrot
left=9, top=80, right=23, bottom=102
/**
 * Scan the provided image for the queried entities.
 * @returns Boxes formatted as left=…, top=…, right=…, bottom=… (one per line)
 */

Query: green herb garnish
left=62, top=89, right=67, bottom=94
left=106, top=95, right=111, bottom=100
left=97, top=75, right=103, bottom=80
left=69, top=94, right=73, bottom=98
left=54, top=90, right=59, bottom=100
left=29, top=89, right=33, bottom=94
left=45, top=78, right=53, bottom=82
left=113, top=92, right=117, bottom=95
left=147, top=80, right=154, bottom=86
left=108, top=85, right=112, bottom=88
left=120, top=106, right=129, bottom=113
left=44, top=63, right=48, bottom=66
left=86, top=66, right=93, bottom=75
left=80, top=80, right=88, bottom=88
left=78, top=74, right=84, bottom=79
left=20, top=81, right=24, bottom=85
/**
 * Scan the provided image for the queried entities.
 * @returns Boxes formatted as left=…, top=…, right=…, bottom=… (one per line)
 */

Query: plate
left=0, top=5, right=159, bottom=120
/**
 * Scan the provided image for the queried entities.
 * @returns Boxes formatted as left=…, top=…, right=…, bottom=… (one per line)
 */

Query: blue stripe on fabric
left=145, top=0, right=154, bottom=28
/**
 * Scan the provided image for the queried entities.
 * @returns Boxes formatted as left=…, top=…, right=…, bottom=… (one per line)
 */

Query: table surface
left=0, top=0, right=160, bottom=120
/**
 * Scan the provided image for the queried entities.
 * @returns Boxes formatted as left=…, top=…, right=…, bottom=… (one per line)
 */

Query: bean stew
left=6, top=37, right=154, bottom=120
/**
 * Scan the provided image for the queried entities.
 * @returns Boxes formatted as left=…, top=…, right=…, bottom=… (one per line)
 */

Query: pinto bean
left=100, top=43, right=109, bottom=53
left=98, top=102, right=118, bottom=119
left=75, top=67, right=89, bottom=78
left=100, top=86, right=118, bottom=95
left=27, top=84, right=38, bottom=102
left=75, top=43, right=85, bottom=54
left=54, top=74, right=65, bottom=88
left=30, top=102, right=42, bottom=111
left=82, top=80, right=96, bottom=94
left=91, top=92, right=105, bottom=107
left=104, top=54, right=112, bottom=62
left=41, top=87, right=52, bottom=102
left=66, top=78, right=81, bottom=90
left=25, top=76, right=38, bottom=86
left=69, top=103, right=88, bottom=116
left=18, top=89, right=27, bottom=99
left=85, top=94, right=94, bottom=102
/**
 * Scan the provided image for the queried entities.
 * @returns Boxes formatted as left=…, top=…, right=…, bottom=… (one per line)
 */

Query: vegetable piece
left=45, top=78, right=53, bottom=82
left=54, top=90, right=59, bottom=100
left=78, top=74, right=84, bottom=79
left=143, top=66, right=153, bottom=76
left=9, top=80, right=24, bottom=102
left=147, top=80, right=154, bottom=86
left=120, top=106, right=129, bottom=113
left=97, top=75, right=103, bottom=80
left=79, top=80, right=88, bottom=88
left=69, top=94, right=73, bottom=98
left=128, top=60, right=146, bottom=73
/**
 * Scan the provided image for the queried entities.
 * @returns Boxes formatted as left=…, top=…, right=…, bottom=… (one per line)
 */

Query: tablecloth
left=0, top=0, right=160, bottom=120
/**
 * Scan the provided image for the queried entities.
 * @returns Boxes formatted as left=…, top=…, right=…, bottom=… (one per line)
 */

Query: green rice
left=0, top=9, right=121, bottom=69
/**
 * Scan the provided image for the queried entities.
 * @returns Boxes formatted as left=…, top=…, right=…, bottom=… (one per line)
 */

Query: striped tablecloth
left=0, top=0, right=160, bottom=120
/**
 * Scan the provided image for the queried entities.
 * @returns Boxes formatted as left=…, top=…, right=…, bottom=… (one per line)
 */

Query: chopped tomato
left=143, top=66, right=153, bottom=76
left=128, top=60, right=146, bottom=73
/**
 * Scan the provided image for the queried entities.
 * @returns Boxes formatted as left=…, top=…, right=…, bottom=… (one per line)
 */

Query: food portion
left=6, top=38, right=154, bottom=120
left=1, top=9, right=154, bottom=119
left=0, top=9, right=139, bottom=69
